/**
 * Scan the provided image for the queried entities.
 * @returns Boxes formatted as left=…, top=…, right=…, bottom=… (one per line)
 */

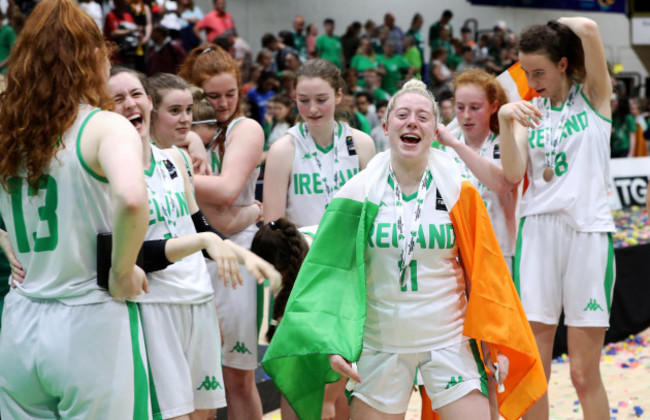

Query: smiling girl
left=262, top=79, right=546, bottom=420
left=497, top=18, right=615, bottom=420
left=179, top=45, right=266, bottom=419
left=108, top=67, right=280, bottom=420
left=263, top=58, right=375, bottom=228
left=438, top=69, right=518, bottom=272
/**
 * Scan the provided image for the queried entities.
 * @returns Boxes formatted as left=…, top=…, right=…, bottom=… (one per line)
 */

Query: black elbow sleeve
left=191, top=210, right=226, bottom=240
left=141, top=239, right=172, bottom=272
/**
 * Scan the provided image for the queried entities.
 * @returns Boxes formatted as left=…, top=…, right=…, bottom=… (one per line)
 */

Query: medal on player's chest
left=541, top=84, right=578, bottom=183
left=543, top=166, right=554, bottom=182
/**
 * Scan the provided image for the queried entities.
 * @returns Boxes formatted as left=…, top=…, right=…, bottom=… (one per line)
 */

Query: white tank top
left=207, top=116, right=259, bottom=247
left=285, top=121, right=360, bottom=228
left=521, top=85, right=615, bottom=232
left=363, top=174, right=466, bottom=353
left=138, top=145, right=213, bottom=304
left=446, top=133, right=518, bottom=257
left=0, top=106, right=113, bottom=304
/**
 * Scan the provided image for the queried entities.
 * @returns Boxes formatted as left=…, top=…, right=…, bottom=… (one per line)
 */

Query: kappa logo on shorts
left=445, top=376, right=464, bottom=389
left=229, top=341, right=253, bottom=354
left=196, top=376, right=223, bottom=391
left=583, top=298, right=604, bottom=312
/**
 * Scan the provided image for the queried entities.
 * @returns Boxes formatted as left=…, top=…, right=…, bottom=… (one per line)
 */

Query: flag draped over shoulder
left=262, top=150, right=546, bottom=420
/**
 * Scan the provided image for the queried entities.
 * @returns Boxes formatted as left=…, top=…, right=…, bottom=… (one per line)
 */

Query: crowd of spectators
left=4, top=0, right=650, bottom=157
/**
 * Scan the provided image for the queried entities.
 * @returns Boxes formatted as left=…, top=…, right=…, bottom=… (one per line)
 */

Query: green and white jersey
left=446, top=133, right=518, bottom=257
left=363, top=175, right=466, bottom=353
left=140, top=145, right=213, bottom=304
left=523, top=85, right=615, bottom=232
left=0, top=106, right=113, bottom=305
left=207, top=117, right=259, bottom=247
left=285, top=121, right=360, bottom=228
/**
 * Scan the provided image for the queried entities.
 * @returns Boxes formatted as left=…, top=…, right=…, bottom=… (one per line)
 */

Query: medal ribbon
left=389, top=166, right=432, bottom=281
left=147, top=146, right=179, bottom=238
left=542, top=83, right=579, bottom=172
left=303, top=122, right=340, bottom=205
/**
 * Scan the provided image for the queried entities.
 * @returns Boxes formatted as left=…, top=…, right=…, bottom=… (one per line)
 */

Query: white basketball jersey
left=139, top=145, right=213, bottom=304
left=446, top=133, right=518, bottom=257
left=0, top=106, right=113, bottom=304
left=285, top=122, right=360, bottom=228
left=207, top=117, right=260, bottom=247
left=521, top=86, right=615, bottom=232
left=363, top=175, right=467, bottom=353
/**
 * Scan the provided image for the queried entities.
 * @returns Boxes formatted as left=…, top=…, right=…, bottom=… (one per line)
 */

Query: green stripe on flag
left=262, top=196, right=378, bottom=420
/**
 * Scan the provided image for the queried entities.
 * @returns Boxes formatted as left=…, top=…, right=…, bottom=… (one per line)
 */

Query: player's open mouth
left=400, top=134, right=421, bottom=144
left=128, top=114, right=143, bottom=127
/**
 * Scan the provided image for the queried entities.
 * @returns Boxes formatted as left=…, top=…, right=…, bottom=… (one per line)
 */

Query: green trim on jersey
left=580, top=90, right=612, bottom=123
left=513, top=217, right=526, bottom=296
left=144, top=149, right=155, bottom=177
left=127, top=302, right=151, bottom=420
left=211, top=150, right=222, bottom=174
left=174, top=146, right=192, bottom=174
left=298, top=122, right=343, bottom=154
left=75, top=109, right=108, bottom=183
left=386, top=173, right=433, bottom=202
left=604, top=232, right=614, bottom=313
left=469, top=338, right=489, bottom=397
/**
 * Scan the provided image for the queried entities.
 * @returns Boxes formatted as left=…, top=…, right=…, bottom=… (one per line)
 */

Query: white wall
left=203, top=0, right=647, bottom=79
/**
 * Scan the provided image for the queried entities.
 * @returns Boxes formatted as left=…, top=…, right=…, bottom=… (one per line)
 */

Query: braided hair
left=250, top=218, right=309, bottom=341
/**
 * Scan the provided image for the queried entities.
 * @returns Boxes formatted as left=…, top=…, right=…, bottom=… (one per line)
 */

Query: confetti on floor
left=263, top=328, right=650, bottom=419
left=549, top=328, right=650, bottom=419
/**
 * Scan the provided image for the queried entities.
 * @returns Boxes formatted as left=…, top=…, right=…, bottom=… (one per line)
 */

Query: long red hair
left=0, top=0, right=113, bottom=190
left=453, top=69, right=508, bottom=135
left=178, top=44, right=242, bottom=161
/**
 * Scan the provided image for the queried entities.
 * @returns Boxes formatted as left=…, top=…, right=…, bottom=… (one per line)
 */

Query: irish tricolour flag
left=262, top=150, right=546, bottom=420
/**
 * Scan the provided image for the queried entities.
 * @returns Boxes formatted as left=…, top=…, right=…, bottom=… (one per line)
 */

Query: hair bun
left=401, top=79, right=427, bottom=91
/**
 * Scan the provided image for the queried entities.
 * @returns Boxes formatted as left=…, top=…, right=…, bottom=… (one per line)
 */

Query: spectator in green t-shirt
left=402, top=35, right=422, bottom=79
left=350, top=36, right=379, bottom=88
left=428, top=9, right=453, bottom=49
left=292, top=15, right=307, bottom=61
left=406, top=13, right=425, bottom=63
left=0, top=9, right=20, bottom=74
left=611, top=95, right=637, bottom=158
left=316, top=18, right=343, bottom=68
left=363, top=68, right=391, bottom=105
left=376, top=40, right=414, bottom=95
left=430, top=23, right=453, bottom=60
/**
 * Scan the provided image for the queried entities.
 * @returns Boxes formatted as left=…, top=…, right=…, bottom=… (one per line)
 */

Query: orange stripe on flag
left=507, top=62, right=538, bottom=101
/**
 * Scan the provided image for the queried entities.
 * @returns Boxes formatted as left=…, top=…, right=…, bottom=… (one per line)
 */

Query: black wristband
left=191, top=210, right=226, bottom=240
left=141, top=239, right=172, bottom=272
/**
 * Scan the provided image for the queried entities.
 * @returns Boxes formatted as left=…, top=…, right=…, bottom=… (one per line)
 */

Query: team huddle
left=0, top=1, right=615, bottom=420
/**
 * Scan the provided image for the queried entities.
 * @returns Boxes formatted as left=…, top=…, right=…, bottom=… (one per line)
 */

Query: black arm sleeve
left=140, top=239, right=172, bottom=272
left=191, top=210, right=226, bottom=259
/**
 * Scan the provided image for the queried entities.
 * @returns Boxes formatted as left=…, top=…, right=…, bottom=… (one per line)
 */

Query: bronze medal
left=543, top=166, right=554, bottom=182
